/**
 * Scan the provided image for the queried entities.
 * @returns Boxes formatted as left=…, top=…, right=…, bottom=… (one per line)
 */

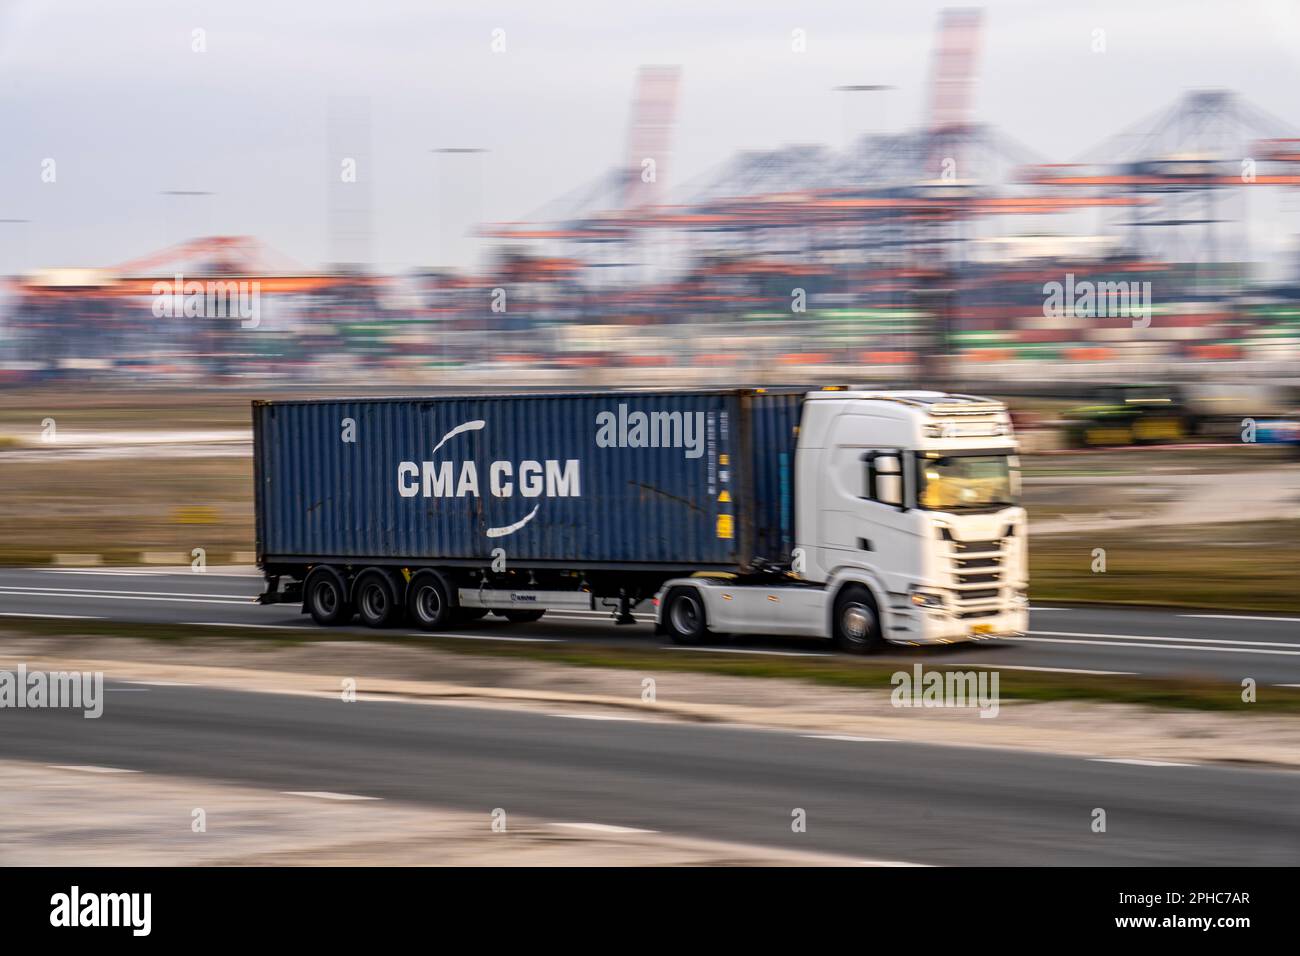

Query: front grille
left=945, top=534, right=1008, bottom=610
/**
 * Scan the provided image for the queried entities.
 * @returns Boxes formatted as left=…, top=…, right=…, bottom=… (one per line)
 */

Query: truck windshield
left=917, top=453, right=1018, bottom=512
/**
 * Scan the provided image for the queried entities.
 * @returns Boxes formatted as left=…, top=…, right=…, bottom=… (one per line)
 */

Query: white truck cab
left=655, top=390, right=1029, bottom=652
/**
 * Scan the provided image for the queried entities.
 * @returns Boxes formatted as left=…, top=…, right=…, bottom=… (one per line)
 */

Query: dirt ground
left=0, top=760, right=870, bottom=867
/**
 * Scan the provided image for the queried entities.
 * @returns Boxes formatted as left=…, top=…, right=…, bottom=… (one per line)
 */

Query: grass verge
left=1030, top=520, right=1300, bottom=613
left=3, top=618, right=1297, bottom=715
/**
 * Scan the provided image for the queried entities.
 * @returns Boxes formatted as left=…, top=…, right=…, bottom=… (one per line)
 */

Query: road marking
left=1181, top=614, right=1300, bottom=623
left=549, top=822, right=657, bottom=834
left=121, top=680, right=192, bottom=687
left=965, top=663, right=1137, bottom=676
left=1011, top=632, right=1300, bottom=656
left=47, top=765, right=140, bottom=774
left=0, top=585, right=253, bottom=599
left=546, top=613, right=653, bottom=625
left=1028, top=607, right=1070, bottom=612
left=185, top=621, right=314, bottom=629
left=105, top=687, right=148, bottom=693
left=423, top=633, right=563, bottom=644
left=555, top=713, right=646, bottom=722
left=0, top=589, right=250, bottom=606
left=803, top=734, right=897, bottom=743
left=0, top=612, right=103, bottom=620
left=1030, top=629, right=1300, bottom=649
left=665, top=646, right=831, bottom=658
left=280, top=791, right=381, bottom=801
left=1276, top=683, right=1300, bottom=688
left=37, top=569, right=262, bottom=579
left=1090, top=758, right=1194, bottom=768
left=858, top=859, right=933, bottom=867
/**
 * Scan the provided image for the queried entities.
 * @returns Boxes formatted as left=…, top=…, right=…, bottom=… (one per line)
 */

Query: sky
left=1, top=0, right=1299, bottom=273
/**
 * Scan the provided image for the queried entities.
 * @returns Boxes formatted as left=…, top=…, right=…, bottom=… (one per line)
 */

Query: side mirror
left=873, top=454, right=902, bottom=506
left=876, top=473, right=902, bottom=506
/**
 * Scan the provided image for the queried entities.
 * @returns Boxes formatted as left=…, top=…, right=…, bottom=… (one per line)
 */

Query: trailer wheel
left=407, top=573, right=456, bottom=631
left=500, top=609, right=545, bottom=624
left=663, top=587, right=708, bottom=645
left=832, top=584, right=882, bottom=654
left=305, top=567, right=352, bottom=627
left=355, top=570, right=403, bottom=629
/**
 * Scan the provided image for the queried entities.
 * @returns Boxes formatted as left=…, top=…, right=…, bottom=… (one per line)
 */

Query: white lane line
left=37, top=569, right=262, bottom=578
left=0, top=590, right=250, bottom=607
left=803, top=734, right=897, bottom=743
left=47, top=765, right=140, bottom=774
left=549, top=822, right=657, bottom=834
left=0, top=612, right=103, bottom=620
left=185, top=621, right=314, bottom=629
left=858, top=859, right=933, bottom=867
left=280, top=791, right=381, bottom=802
left=1276, top=683, right=1300, bottom=688
left=422, top=633, right=563, bottom=644
left=1015, top=636, right=1300, bottom=657
left=665, top=646, right=831, bottom=658
left=550, top=611, right=654, bottom=620
left=1031, top=629, right=1300, bottom=649
left=1010, top=633, right=1300, bottom=656
left=121, top=680, right=192, bottom=687
left=1181, top=614, right=1300, bottom=623
left=965, top=663, right=1137, bottom=676
left=0, top=585, right=254, bottom=599
left=36, top=569, right=172, bottom=576
left=554, top=714, right=646, bottom=722
left=36, top=572, right=263, bottom=580
left=545, top=614, right=653, bottom=624
left=1090, top=758, right=1194, bottom=768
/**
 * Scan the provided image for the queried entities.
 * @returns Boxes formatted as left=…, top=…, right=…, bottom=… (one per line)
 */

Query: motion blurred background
left=1, top=0, right=1298, bottom=608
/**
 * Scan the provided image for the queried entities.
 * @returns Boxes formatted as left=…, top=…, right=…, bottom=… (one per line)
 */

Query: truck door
left=817, top=416, right=918, bottom=583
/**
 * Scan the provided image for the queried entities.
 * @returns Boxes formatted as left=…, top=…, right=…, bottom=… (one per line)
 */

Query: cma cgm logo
left=397, top=420, right=580, bottom=538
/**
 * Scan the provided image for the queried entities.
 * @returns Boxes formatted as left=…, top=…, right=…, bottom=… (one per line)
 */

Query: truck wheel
left=832, top=584, right=882, bottom=654
left=305, top=567, right=352, bottom=626
left=500, top=609, right=545, bottom=623
left=355, top=571, right=402, bottom=629
left=407, top=573, right=456, bottom=631
left=663, top=587, right=708, bottom=645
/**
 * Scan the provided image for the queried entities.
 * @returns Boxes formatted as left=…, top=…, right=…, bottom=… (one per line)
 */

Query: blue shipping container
left=253, top=389, right=803, bottom=570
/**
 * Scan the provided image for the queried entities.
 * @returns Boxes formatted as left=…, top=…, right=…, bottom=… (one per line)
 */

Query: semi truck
left=253, top=388, right=1028, bottom=652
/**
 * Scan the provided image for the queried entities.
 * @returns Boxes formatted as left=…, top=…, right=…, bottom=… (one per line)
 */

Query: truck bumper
left=886, top=604, right=1028, bottom=646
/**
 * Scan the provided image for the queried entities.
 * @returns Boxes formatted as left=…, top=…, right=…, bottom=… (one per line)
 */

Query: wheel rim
left=670, top=595, right=701, bottom=635
left=314, top=581, right=338, bottom=616
left=415, top=585, right=441, bottom=623
left=841, top=602, right=874, bottom=644
left=361, top=583, right=387, bottom=620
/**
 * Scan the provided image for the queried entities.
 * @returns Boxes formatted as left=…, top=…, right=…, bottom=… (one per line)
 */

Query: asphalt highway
left=1, top=679, right=1296, bottom=865
left=1, top=567, right=1298, bottom=684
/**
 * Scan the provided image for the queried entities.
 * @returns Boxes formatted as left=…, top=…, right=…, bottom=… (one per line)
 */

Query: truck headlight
left=910, top=589, right=946, bottom=610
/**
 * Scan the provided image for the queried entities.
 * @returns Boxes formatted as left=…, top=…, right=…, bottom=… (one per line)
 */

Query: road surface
left=1, top=679, right=1296, bottom=865
left=1, top=567, right=1298, bottom=684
